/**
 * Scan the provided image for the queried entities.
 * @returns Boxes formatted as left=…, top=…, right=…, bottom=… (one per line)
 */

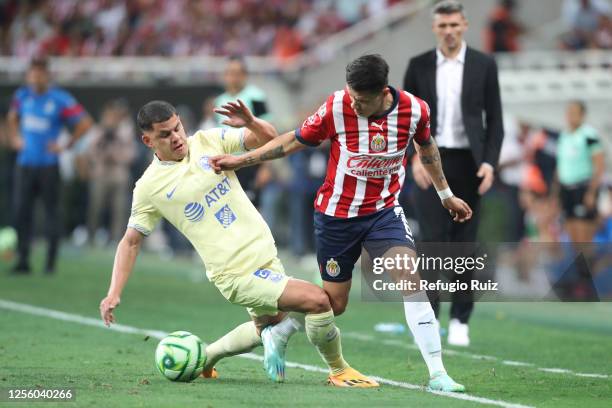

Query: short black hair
left=136, top=100, right=176, bottom=132
left=29, top=56, right=49, bottom=70
left=345, top=54, right=389, bottom=94
left=432, top=0, right=466, bottom=17
left=227, top=55, right=248, bottom=74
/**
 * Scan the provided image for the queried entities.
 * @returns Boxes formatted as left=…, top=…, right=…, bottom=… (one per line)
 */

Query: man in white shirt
left=403, top=0, right=504, bottom=347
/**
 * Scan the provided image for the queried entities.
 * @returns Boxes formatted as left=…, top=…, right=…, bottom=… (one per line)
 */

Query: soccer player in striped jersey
left=99, top=99, right=377, bottom=388
left=211, top=54, right=471, bottom=392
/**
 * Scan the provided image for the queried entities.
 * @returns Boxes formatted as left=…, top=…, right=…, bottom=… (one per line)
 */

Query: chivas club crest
left=325, top=258, right=341, bottom=277
left=370, top=133, right=386, bottom=152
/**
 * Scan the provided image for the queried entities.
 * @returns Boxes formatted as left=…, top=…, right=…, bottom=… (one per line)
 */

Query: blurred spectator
left=496, top=115, right=530, bottom=241
left=7, top=57, right=93, bottom=274
left=2, top=0, right=402, bottom=58
left=86, top=99, right=136, bottom=245
left=256, top=157, right=290, bottom=240
left=0, top=102, right=17, bottom=230
left=175, top=104, right=196, bottom=136
left=593, top=13, right=612, bottom=48
left=556, top=100, right=605, bottom=242
left=561, top=0, right=612, bottom=49
left=288, top=145, right=328, bottom=257
left=273, top=22, right=303, bottom=62
left=594, top=178, right=612, bottom=242
left=215, top=56, right=270, bottom=206
left=519, top=126, right=560, bottom=242
left=197, top=96, right=218, bottom=131
left=484, top=0, right=523, bottom=52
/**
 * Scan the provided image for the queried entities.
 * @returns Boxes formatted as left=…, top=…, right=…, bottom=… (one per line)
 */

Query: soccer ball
left=155, top=331, right=207, bottom=382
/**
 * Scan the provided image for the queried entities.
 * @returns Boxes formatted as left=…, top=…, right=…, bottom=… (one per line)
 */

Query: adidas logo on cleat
left=343, top=379, right=373, bottom=386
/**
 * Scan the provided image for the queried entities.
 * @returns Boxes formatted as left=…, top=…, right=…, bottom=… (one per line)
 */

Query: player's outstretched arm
left=210, top=130, right=305, bottom=172
left=99, top=228, right=144, bottom=326
left=214, top=99, right=278, bottom=149
left=414, top=138, right=473, bottom=223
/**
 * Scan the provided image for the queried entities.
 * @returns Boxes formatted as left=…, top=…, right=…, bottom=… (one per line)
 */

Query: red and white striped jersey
left=295, top=86, right=431, bottom=218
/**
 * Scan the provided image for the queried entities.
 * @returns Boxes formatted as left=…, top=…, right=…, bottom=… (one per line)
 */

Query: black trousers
left=13, top=164, right=61, bottom=271
left=410, top=149, right=481, bottom=324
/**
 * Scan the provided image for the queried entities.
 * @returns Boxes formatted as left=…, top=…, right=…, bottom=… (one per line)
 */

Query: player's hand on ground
left=411, top=156, right=432, bottom=189
left=210, top=154, right=245, bottom=173
left=100, top=295, right=120, bottom=327
left=442, top=196, right=472, bottom=222
left=477, top=163, right=495, bottom=195
left=213, top=99, right=254, bottom=128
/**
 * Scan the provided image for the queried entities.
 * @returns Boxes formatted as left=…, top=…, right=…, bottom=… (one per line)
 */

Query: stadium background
left=0, top=0, right=611, bottom=407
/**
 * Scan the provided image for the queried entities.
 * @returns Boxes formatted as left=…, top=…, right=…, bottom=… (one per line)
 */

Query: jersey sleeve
left=57, top=90, right=86, bottom=127
left=295, top=95, right=334, bottom=146
left=413, top=97, right=431, bottom=145
left=127, top=184, right=161, bottom=236
left=249, top=87, right=271, bottom=120
left=218, top=127, right=247, bottom=154
left=585, top=128, right=603, bottom=155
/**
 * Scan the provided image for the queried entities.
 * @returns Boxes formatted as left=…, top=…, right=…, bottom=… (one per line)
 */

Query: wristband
left=437, top=187, right=454, bottom=200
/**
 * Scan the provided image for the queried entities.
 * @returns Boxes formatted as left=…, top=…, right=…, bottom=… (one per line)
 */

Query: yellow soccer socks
left=305, top=310, right=349, bottom=375
left=204, top=321, right=262, bottom=370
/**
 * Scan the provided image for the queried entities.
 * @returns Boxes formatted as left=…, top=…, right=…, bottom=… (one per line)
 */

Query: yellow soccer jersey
left=128, top=128, right=277, bottom=279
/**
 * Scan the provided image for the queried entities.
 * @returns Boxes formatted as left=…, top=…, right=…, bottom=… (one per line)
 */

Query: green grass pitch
left=1, top=246, right=610, bottom=407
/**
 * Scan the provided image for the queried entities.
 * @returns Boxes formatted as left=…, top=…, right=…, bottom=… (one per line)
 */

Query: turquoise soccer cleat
left=261, top=326, right=286, bottom=383
left=427, top=371, right=466, bottom=392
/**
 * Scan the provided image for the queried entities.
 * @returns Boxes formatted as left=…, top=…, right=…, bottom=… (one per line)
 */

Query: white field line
left=343, top=331, right=610, bottom=380
left=0, top=299, right=532, bottom=408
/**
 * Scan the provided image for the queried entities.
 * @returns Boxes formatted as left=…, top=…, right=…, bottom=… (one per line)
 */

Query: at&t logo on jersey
left=204, top=176, right=231, bottom=207
left=215, top=204, right=236, bottom=228
left=184, top=202, right=205, bottom=222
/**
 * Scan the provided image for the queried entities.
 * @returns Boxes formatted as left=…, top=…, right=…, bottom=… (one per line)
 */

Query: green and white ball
left=155, top=331, right=206, bottom=382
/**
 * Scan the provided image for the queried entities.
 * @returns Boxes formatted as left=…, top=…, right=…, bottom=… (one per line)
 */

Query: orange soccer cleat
left=200, top=367, right=218, bottom=379
left=327, top=367, right=379, bottom=388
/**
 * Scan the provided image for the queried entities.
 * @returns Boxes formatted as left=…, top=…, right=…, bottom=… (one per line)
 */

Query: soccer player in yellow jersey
left=99, top=100, right=376, bottom=387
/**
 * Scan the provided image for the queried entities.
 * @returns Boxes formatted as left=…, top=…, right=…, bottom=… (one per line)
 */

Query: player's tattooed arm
left=211, top=131, right=306, bottom=172
left=246, top=145, right=285, bottom=164
left=249, top=132, right=304, bottom=164
left=414, top=139, right=473, bottom=222
left=414, top=138, right=449, bottom=190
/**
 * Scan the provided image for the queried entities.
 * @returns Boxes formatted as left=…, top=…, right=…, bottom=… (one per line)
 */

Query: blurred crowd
left=561, top=0, right=612, bottom=50
left=495, top=111, right=609, bottom=245
left=483, top=0, right=612, bottom=52
left=2, top=0, right=611, bottom=60
left=0, top=0, right=404, bottom=59
left=490, top=106, right=611, bottom=299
